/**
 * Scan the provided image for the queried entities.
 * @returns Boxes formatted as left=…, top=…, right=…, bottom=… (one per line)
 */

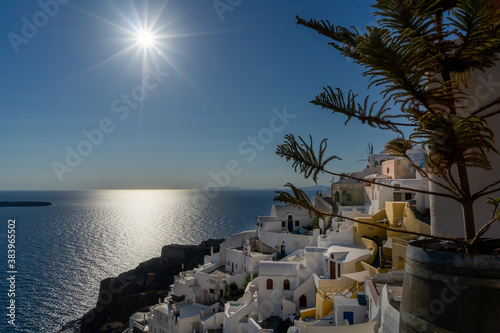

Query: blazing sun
left=135, top=29, right=156, bottom=48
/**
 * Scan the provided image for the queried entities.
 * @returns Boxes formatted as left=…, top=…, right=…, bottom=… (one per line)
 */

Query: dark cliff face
left=77, top=239, right=224, bottom=333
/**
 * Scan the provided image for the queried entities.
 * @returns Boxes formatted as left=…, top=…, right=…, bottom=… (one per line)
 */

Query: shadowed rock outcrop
left=63, top=239, right=223, bottom=333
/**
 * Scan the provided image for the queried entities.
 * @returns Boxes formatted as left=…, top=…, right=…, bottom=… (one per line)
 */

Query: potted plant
left=275, top=1, right=500, bottom=332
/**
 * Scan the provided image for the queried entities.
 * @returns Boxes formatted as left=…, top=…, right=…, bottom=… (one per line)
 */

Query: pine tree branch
left=296, top=16, right=361, bottom=61
left=275, top=134, right=341, bottom=184
left=383, top=138, right=463, bottom=197
left=310, top=87, right=414, bottom=135
left=276, top=134, right=462, bottom=201
left=472, top=179, right=500, bottom=200
left=334, top=214, right=454, bottom=242
left=470, top=96, right=500, bottom=117
left=470, top=216, right=500, bottom=245
left=323, top=169, right=460, bottom=201
left=274, top=183, right=463, bottom=243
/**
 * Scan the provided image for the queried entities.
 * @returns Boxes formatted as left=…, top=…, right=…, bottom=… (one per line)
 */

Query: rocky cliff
left=59, top=239, right=223, bottom=333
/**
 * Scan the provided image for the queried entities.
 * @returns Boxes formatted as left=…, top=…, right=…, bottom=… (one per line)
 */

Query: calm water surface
left=0, top=190, right=278, bottom=332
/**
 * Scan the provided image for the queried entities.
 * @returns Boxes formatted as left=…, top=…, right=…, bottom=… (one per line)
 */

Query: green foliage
left=296, top=0, right=500, bottom=119
left=277, top=0, right=500, bottom=243
left=486, top=197, right=500, bottom=220
left=224, top=282, right=244, bottom=301
left=412, top=113, right=497, bottom=175
left=274, top=183, right=324, bottom=218
left=276, top=134, right=340, bottom=184
left=242, top=273, right=259, bottom=290
left=312, top=217, right=320, bottom=229
left=229, top=282, right=237, bottom=292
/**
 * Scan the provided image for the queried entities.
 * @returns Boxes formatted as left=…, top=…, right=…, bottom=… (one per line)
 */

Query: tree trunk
left=457, top=164, right=476, bottom=241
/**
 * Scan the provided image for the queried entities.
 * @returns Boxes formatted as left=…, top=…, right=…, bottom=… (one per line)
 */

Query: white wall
left=431, top=62, right=500, bottom=238
left=259, top=229, right=319, bottom=255
left=305, top=247, right=327, bottom=276
left=226, top=248, right=244, bottom=274
left=293, top=274, right=317, bottom=309
left=334, top=297, right=367, bottom=326
left=202, top=312, right=225, bottom=333
left=378, top=285, right=400, bottom=333
left=226, top=272, right=247, bottom=289
left=318, top=225, right=354, bottom=248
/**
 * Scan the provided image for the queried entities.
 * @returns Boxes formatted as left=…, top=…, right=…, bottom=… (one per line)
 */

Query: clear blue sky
left=1, top=0, right=400, bottom=190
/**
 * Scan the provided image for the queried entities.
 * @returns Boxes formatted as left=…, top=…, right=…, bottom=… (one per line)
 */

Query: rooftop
left=325, top=244, right=371, bottom=262
left=259, top=261, right=298, bottom=277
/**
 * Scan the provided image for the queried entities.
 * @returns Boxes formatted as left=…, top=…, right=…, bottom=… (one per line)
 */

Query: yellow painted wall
left=391, top=235, right=416, bottom=269
left=315, top=293, right=333, bottom=319
left=402, top=205, right=430, bottom=234
left=354, top=208, right=388, bottom=240
left=385, top=201, right=407, bottom=227
left=354, top=219, right=388, bottom=240
left=300, top=308, right=316, bottom=319
left=353, top=237, right=378, bottom=264
left=355, top=261, right=378, bottom=276
left=386, top=203, right=430, bottom=238
left=314, top=279, right=358, bottom=319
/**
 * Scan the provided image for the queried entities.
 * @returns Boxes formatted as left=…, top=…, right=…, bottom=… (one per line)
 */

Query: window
left=337, top=263, right=341, bottom=277
left=346, top=193, right=352, bottom=201
left=282, top=221, right=286, bottom=228
left=295, top=220, right=299, bottom=226
left=209, top=288, right=214, bottom=294
left=267, top=279, right=273, bottom=290
left=330, top=253, right=334, bottom=259
left=283, top=279, right=290, bottom=290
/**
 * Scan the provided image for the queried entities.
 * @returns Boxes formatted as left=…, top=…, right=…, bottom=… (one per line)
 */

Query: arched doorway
left=299, top=294, right=307, bottom=307
left=283, top=279, right=290, bottom=290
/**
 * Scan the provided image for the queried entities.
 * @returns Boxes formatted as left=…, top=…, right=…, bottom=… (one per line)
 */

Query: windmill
left=357, top=142, right=374, bottom=166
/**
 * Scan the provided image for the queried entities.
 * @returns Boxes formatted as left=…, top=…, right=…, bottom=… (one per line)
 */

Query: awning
left=342, top=270, right=372, bottom=283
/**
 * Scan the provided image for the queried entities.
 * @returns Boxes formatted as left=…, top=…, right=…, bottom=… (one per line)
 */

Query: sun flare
left=136, top=29, right=155, bottom=48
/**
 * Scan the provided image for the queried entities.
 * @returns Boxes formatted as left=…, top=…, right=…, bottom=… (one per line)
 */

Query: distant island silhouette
left=0, top=201, right=52, bottom=207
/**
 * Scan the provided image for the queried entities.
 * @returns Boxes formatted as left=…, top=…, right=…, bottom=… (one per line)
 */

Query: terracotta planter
left=400, top=239, right=500, bottom=332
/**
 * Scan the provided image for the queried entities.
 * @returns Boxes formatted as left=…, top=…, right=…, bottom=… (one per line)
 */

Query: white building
left=333, top=296, right=368, bottom=326
left=257, top=204, right=319, bottom=256
left=323, top=245, right=371, bottom=280
left=225, top=236, right=275, bottom=275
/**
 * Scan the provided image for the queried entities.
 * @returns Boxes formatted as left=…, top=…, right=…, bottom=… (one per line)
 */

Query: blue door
left=343, top=311, right=354, bottom=325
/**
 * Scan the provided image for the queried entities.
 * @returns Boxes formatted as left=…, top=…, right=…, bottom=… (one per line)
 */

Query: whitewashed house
left=323, top=245, right=371, bottom=280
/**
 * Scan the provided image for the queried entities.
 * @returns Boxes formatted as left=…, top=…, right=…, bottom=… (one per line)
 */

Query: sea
left=0, top=189, right=290, bottom=333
